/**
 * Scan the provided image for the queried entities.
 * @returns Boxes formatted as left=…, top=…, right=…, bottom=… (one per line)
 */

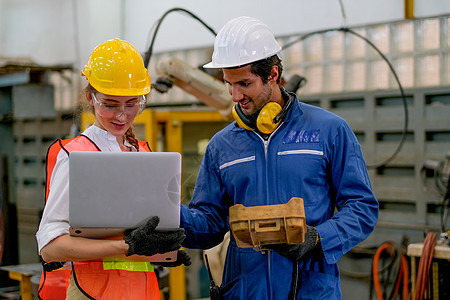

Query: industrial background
left=0, top=0, right=449, bottom=299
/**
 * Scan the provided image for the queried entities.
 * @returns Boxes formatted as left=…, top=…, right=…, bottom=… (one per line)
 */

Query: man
left=180, top=16, right=378, bottom=299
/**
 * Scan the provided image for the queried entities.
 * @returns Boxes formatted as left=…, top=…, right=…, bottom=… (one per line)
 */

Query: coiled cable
left=413, top=232, right=437, bottom=300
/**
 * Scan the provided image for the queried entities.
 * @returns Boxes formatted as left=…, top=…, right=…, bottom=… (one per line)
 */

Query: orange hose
left=391, top=255, right=405, bottom=300
left=373, top=242, right=394, bottom=300
left=413, top=232, right=437, bottom=300
left=391, top=253, right=410, bottom=300
left=373, top=242, right=410, bottom=300
left=391, top=264, right=402, bottom=299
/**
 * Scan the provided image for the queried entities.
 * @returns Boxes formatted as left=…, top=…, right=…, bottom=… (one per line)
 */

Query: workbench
left=0, top=263, right=42, bottom=300
left=407, top=242, right=450, bottom=299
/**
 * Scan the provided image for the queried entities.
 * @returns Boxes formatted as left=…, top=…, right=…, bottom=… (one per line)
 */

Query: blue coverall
left=181, top=93, right=379, bottom=299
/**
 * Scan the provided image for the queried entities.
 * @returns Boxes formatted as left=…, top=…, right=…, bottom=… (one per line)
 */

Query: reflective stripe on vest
left=103, top=257, right=154, bottom=272
left=39, top=135, right=159, bottom=300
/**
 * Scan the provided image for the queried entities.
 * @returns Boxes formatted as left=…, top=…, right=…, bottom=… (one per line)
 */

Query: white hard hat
left=203, top=16, right=282, bottom=69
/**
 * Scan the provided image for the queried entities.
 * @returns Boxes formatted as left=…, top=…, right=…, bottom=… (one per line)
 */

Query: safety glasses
left=91, top=93, right=146, bottom=118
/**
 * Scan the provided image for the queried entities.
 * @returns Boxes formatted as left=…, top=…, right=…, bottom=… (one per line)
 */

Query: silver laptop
left=69, top=151, right=181, bottom=262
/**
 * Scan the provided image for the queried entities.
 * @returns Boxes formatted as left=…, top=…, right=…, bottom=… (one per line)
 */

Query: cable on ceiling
left=283, top=27, right=409, bottom=169
left=143, top=7, right=217, bottom=68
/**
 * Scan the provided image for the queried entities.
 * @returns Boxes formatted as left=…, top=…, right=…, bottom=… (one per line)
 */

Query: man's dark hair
left=227, top=54, right=283, bottom=84
left=250, top=55, right=283, bottom=84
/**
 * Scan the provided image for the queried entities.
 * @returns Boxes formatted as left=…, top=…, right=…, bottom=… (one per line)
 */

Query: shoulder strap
left=45, top=139, right=73, bottom=202
left=138, top=140, right=151, bottom=152
left=44, top=135, right=101, bottom=202
left=64, top=134, right=101, bottom=152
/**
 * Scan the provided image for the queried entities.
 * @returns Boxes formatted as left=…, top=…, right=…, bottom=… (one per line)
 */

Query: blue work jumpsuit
left=181, top=93, right=379, bottom=299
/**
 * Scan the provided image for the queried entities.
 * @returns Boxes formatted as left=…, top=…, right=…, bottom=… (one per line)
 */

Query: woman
left=36, top=38, right=190, bottom=300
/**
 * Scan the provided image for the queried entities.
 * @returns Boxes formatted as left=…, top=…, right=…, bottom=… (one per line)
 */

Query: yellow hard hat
left=81, top=38, right=151, bottom=96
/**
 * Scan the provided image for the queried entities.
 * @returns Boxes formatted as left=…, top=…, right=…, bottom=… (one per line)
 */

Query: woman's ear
left=86, top=91, right=94, bottom=106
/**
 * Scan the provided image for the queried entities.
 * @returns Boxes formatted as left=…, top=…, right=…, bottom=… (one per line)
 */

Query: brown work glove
left=266, top=225, right=319, bottom=262
left=124, top=216, right=185, bottom=257
left=155, top=250, right=192, bottom=267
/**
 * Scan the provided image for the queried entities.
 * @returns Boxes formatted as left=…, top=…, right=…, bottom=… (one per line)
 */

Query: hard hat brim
left=203, top=51, right=282, bottom=69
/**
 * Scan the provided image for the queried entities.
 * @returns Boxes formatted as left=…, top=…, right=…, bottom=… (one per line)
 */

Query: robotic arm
left=155, top=57, right=233, bottom=116
left=154, top=57, right=306, bottom=117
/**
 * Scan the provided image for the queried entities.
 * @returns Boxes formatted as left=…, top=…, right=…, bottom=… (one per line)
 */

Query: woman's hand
left=124, top=216, right=186, bottom=257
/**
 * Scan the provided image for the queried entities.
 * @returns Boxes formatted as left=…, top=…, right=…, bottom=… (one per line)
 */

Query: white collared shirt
left=36, top=125, right=136, bottom=252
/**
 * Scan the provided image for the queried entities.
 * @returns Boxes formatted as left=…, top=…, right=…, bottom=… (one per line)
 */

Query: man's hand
left=124, top=216, right=185, bottom=257
left=266, top=225, right=319, bottom=262
left=155, top=250, right=192, bottom=267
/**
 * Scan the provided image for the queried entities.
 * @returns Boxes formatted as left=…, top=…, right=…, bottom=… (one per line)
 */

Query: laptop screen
left=69, top=151, right=181, bottom=236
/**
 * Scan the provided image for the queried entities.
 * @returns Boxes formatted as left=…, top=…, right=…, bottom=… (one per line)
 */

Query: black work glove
left=155, top=250, right=192, bottom=267
left=266, top=225, right=319, bottom=262
left=124, top=216, right=185, bottom=257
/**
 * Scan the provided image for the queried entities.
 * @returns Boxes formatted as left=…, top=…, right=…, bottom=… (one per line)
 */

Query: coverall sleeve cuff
left=315, top=221, right=343, bottom=265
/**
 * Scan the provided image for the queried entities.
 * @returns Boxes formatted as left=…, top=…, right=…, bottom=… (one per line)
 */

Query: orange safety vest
left=38, top=135, right=160, bottom=300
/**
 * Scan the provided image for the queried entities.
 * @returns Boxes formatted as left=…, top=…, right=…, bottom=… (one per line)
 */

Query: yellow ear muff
left=232, top=105, right=254, bottom=131
left=256, top=102, right=282, bottom=134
